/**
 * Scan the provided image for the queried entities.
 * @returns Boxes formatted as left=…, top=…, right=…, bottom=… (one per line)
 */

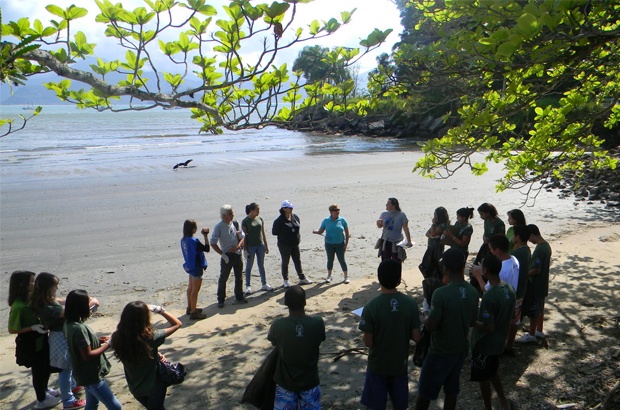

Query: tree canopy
left=389, top=0, right=619, bottom=197
left=0, top=0, right=392, bottom=135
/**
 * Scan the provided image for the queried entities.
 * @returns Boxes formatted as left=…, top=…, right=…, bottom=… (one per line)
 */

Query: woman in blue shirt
left=313, top=204, right=350, bottom=284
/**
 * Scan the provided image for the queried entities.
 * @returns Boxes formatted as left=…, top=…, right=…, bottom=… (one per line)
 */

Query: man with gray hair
left=211, top=205, right=247, bottom=308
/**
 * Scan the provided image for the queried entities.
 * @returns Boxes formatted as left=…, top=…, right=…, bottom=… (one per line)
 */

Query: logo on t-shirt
left=390, top=298, right=399, bottom=312
left=295, top=324, right=304, bottom=337
left=459, top=287, right=467, bottom=299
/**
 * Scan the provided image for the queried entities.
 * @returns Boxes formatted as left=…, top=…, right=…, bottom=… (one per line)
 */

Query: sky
left=2, top=0, right=403, bottom=75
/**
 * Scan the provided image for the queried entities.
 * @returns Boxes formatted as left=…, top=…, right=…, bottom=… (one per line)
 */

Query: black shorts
left=470, top=353, right=500, bottom=382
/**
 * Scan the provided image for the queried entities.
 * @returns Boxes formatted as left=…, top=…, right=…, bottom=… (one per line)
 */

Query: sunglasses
left=332, top=209, right=340, bottom=212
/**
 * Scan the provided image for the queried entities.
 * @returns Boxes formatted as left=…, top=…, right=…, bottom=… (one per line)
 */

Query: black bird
left=173, top=159, right=193, bottom=170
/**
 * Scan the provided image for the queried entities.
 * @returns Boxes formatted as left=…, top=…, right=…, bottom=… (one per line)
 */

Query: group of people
left=8, top=197, right=552, bottom=410
left=8, top=271, right=181, bottom=409
left=180, top=200, right=351, bottom=318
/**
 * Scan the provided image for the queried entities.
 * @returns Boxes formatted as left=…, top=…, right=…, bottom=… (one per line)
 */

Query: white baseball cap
left=281, top=200, right=294, bottom=209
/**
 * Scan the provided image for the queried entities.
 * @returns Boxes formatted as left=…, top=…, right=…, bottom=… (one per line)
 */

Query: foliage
left=0, top=0, right=392, bottom=134
left=392, top=0, right=619, bottom=197
left=292, top=45, right=352, bottom=84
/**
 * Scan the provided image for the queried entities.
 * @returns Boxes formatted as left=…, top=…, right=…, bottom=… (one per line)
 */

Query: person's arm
left=424, top=315, right=439, bottom=333
left=344, top=226, right=350, bottom=252
left=242, top=224, right=249, bottom=251
left=161, top=310, right=182, bottom=337
left=411, top=328, right=422, bottom=343
left=376, top=218, right=384, bottom=229
left=312, top=227, right=325, bottom=235
left=272, top=217, right=281, bottom=236
left=79, top=335, right=111, bottom=361
left=402, top=221, right=413, bottom=247
left=199, top=229, right=210, bottom=252
left=8, top=324, right=46, bottom=335
left=363, top=333, right=373, bottom=348
left=473, top=320, right=494, bottom=333
left=470, top=265, right=487, bottom=293
left=261, top=221, right=269, bottom=254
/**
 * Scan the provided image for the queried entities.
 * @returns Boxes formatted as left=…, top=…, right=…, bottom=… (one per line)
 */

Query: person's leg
left=478, top=380, right=493, bottom=410
left=415, top=396, right=431, bottom=410
left=186, top=275, right=194, bottom=313
left=274, top=384, right=299, bottom=410
left=255, top=244, right=267, bottom=286
left=442, top=351, right=468, bottom=410
left=536, top=298, right=546, bottom=333
left=278, top=245, right=291, bottom=281
left=85, top=380, right=122, bottom=410
left=290, top=245, right=304, bottom=279
left=299, top=385, right=321, bottom=410
left=334, top=242, right=348, bottom=278
left=386, top=374, right=409, bottom=410
left=31, top=359, right=50, bottom=402
left=325, top=243, right=336, bottom=276
left=189, top=275, right=203, bottom=313
left=143, top=382, right=168, bottom=410
left=490, top=374, right=511, bottom=410
left=361, top=369, right=388, bottom=410
left=245, top=246, right=256, bottom=288
left=443, top=394, right=458, bottom=410
left=232, top=254, right=245, bottom=300
left=58, top=368, right=77, bottom=406
left=505, top=298, right=523, bottom=352
left=217, top=258, right=233, bottom=303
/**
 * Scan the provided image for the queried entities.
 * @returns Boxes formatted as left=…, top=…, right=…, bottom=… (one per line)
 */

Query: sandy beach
left=1, top=150, right=619, bottom=409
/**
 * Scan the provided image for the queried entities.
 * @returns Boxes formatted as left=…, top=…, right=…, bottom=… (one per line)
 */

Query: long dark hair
left=457, top=207, right=475, bottom=220
left=435, top=207, right=449, bottom=224
left=388, top=197, right=401, bottom=212
left=8, top=270, right=35, bottom=306
left=65, top=290, right=91, bottom=323
left=31, top=272, right=59, bottom=312
left=183, top=219, right=197, bottom=237
left=112, top=301, right=155, bottom=365
left=477, top=203, right=498, bottom=218
left=507, top=209, right=526, bottom=226
left=246, top=202, right=259, bottom=215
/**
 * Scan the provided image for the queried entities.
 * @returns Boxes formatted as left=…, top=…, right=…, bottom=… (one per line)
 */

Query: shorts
left=274, top=384, right=321, bottom=410
left=524, top=296, right=545, bottom=319
left=511, top=298, right=523, bottom=326
left=418, top=351, right=467, bottom=401
left=360, top=369, right=408, bottom=410
left=470, top=353, right=500, bottom=382
left=188, top=266, right=204, bottom=279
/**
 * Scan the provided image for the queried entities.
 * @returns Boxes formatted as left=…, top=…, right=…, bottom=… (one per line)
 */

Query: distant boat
left=22, top=102, right=36, bottom=110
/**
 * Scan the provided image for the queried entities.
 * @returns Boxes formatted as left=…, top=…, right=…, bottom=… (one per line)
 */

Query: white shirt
left=485, top=255, right=520, bottom=293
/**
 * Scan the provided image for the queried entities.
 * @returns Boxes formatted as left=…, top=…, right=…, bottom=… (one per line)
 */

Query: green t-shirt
left=506, top=226, right=515, bottom=252
left=9, top=298, right=46, bottom=353
left=484, top=217, right=505, bottom=240
left=37, top=300, right=64, bottom=331
left=428, top=280, right=479, bottom=356
left=451, top=222, right=473, bottom=255
left=511, top=245, right=531, bottom=299
left=64, top=321, right=111, bottom=386
left=529, top=241, right=552, bottom=298
left=359, top=292, right=421, bottom=376
left=122, top=329, right=166, bottom=396
left=471, top=282, right=516, bottom=355
left=268, top=315, right=325, bottom=392
left=242, top=216, right=265, bottom=247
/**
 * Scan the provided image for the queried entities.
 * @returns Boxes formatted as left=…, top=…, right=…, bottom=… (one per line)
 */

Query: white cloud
left=3, top=0, right=401, bottom=73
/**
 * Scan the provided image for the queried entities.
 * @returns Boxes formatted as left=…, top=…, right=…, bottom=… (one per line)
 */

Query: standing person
left=211, top=205, right=247, bottom=308
left=419, top=207, right=450, bottom=313
left=470, top=255, right=516, bottom=410
left=359, top=259, right=422, bottom=410
left=64, top=290, right=121, bottom=410
left=180, top=219, right=209, bottom=320
left=112, top=301, right=182, bottom=410
left=312, top=204, right=350, bottom=284
left=505, top=225, right=531, bottom=354
left=516, top=224, right=552, bottom=343
left=272, top=200, right=312, bottom=288
left=473, top=203, right=506, bottom=266
left=268, top=286, right=325, bottom=409
left=415, top=248, right=479, bottom=410
left=505, top=209, right=527, bottom=252
left=471, top=235, right=520, bottom=295
left=376, top=197, right=413, bottom=262
left=31, top=272, right=86, bottom=410
left=242, top=203, right=273, bottom=294
left=443, top=207, right=474, bottom=258
left=8, top=270, right=61, bottom=409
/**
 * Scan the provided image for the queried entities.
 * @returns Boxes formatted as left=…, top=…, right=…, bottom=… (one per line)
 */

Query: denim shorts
left=360, top=369, right=409, bottom=410
left=418, top=351, right=467, bottom=400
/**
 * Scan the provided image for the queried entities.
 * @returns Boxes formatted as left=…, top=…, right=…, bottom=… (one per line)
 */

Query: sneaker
left=35, top=393, right=61, bottom=409
left=515, top=333, right=537, bottom=344
left=283, top=280, right=290, bottom=288
left=299, top=278, right=312, bottom=285
left=343, top=277, right=350, bottom=284
left=535, top=330, right=546, bottom=339
left=217, top=302, right=224, bottom=308
left=46, top=388, right=61, bottom=397
left=189, top=312, right=207, bottom=320
left=71, top=386, right=84, bottom=395
left=233, top=298, right=248, bottom=305
left=323, top=276, right=333, bottom=283
left=63, top=399, right=86, bottom=409
left=261, top=284, right=274, bottom=291
left=244, top=286, right=252, bottom=295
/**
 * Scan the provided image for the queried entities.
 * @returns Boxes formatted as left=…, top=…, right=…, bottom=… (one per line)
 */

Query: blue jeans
left=84, top=379, right=121, bottom=410
left=58, top=368, right=77, bottom=406
left=245, top=244, right=267, bottom=286
left=325, top=242, right=347, bottom=272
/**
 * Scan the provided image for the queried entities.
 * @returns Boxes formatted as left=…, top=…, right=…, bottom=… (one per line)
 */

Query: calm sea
left=0, top=105, right=418, bottom=181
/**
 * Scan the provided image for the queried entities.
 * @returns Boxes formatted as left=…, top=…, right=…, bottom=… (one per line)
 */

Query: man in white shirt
left=472, top=235, right=519, bottom=294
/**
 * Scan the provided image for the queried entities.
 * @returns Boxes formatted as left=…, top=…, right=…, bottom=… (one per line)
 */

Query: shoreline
left=1, top=151, right=619, bottom=408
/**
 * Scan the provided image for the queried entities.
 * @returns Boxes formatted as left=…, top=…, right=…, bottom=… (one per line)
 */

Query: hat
left=281, top=200, right=294, bottom=209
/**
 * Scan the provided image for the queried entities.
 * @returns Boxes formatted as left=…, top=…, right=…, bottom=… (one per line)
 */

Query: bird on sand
left=173, top=159, right=193, bottom=169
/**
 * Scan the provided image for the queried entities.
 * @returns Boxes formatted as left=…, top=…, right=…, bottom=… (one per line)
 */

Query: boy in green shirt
left=268, top=286, right=325, bottom=409
left=359, top=259, right=422, bottom=410
left=470, top=255, right=516, bottom=410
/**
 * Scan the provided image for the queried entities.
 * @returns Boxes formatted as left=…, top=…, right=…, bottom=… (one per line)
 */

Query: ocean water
left=0, top=105, right=418, bottom=181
